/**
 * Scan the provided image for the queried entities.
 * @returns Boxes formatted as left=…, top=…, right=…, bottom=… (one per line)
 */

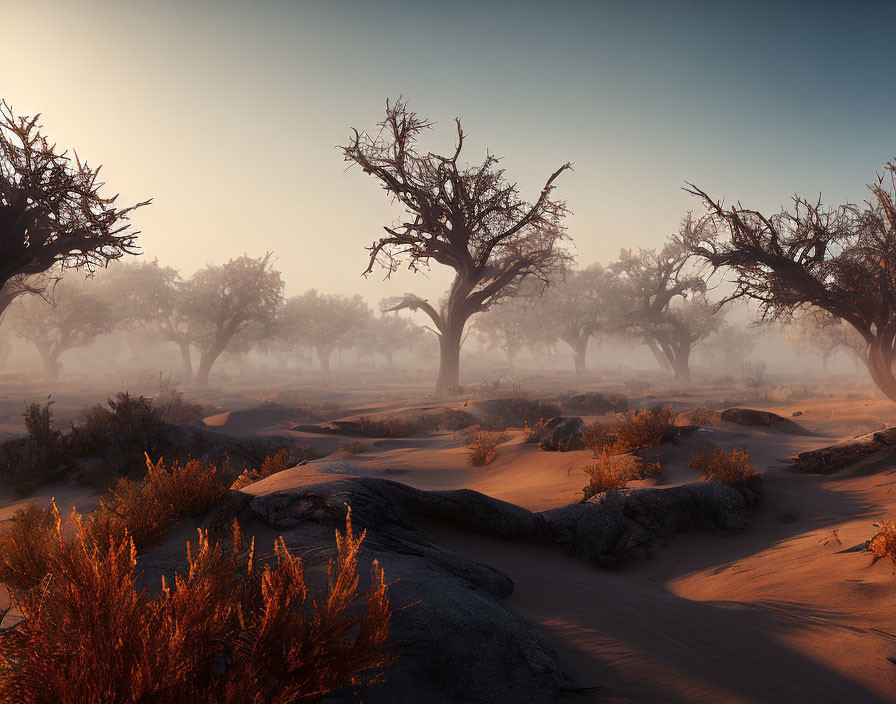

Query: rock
left=791, top=428, right=896, bottom=474
left=528, top=416, right=586, bottom=451
left=792, top=411, right=804, bottom=417
left=720, top=408, right=813, bottom=436
left=137, top=476, right=755, bottom=702
left=544, top=481, right=750, bottom=565
left=244, top=480, right=564, bottom=703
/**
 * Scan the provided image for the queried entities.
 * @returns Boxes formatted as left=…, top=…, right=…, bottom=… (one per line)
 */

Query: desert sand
left=3, top=376, right=896, bottom=702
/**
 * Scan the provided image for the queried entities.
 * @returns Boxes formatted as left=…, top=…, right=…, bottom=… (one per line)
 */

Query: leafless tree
left=696, top=319, right=759, bottom=372
left=182, top=254, right=283, bottom=387
left=613, top=236, right=712, bottom=381
left=368, top=309, right=424, bottom=370
left=785, top=305, right=867, bottom=373
left=342, top=99, right=571, bottom=395
left=682, top=163, right=896, bottom=401
left=539, top=265, right=620, bottom=377
left=279, top=290, right=370, bottom=378
left=98, top=260, right=195, bottom=381
left=12, top=276, right=113, bottom=380
left=472, top=296, right=533, bottom=370
left=0, top=101, right=148, bottom=317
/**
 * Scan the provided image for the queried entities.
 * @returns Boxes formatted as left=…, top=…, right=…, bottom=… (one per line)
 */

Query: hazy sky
left=3, top=0, right=894, bottom=305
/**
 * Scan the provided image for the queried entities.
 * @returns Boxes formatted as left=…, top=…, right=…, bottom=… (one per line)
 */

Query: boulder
left=528, top=416, right=586, bottom=451
left=791, top=428, right=896, bottom=474
left=136, top=476, right=754, bottom=702
left=720, top=408, right=813, bottom=435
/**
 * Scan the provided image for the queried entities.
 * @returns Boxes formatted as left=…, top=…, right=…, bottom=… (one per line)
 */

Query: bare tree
left=682, top=163, right=896, bottom=401
left=13, top=277, right=113, bottom=380
left=0, top=101, right=148, bottom=317
left=785, top=305, right=867, bottom=373
left=342, top=99, right=571, bottom=395
left=539, top=265, right=619, bottom=377
left=695, top=319, right=759, bottom=372
left=613, top=237, right=711, bottom=381
left=182, top=254, right=284, bottom=387
left=98, top=260, right=196, bottom=380
left=280, top=290, right=371, bottom=378
left=368, top=310, right=424, bottom=370
left=472, top=296, right=533, bottom=370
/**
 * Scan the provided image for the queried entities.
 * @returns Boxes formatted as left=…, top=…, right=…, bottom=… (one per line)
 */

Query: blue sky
left=3, top=0, right=893, bottom=303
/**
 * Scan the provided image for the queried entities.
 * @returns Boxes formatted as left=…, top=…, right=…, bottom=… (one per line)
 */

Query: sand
left=4, top=380, right=896, bottom=701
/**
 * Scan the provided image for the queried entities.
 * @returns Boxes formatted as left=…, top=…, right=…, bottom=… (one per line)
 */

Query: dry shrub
left=523, top=418, right=547, bottom=443
left=682, top=407, right=716, bottom=427
left=564, top=392, right=628, bottom=415
left=614, top=406, right=676, bottom=452
left=466, top=431, right=503, bottom=467
left=84, top=455, right=226, bottom=552
left=0, top=501, right=58, bottom=596
left=0, top=505, right=392, bottom=703
left=583, top=451, right=630, bottom=500
left=153, top=387, right=205, bottom=425
left=0, top=402, right=65, bottom=495
left=357, top=410, right=476, bottom=438
left=70, top=392, right=166, bottom=476
left=581, top=422, right=617, bottom=457
left=291, top=445, right=319, bottom=463
left=479, top=398, right=562, bottom=430
left=870, top=520, right=896, bottom=569
left=688, top=447, right=763, bottom=500
left=341, top=441, right=368, bottom=455
left=229, top=448, right=301, bottom=491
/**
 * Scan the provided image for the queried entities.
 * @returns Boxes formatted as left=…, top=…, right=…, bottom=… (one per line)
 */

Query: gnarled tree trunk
left=194, top=343, right=226, bottom=387
left=867, top=340, right=896, bottom=403
left=177, top=341, right=192, bottom=383
left=435, top=324, right=464, bottom=396
left=316, top=345, right=333, bottom=379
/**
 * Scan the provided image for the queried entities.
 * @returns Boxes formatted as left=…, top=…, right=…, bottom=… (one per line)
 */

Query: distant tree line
left=3, top=96, right=895, bottom=399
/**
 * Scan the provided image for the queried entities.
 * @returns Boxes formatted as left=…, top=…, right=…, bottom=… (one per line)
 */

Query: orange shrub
left=870, top=520, right=896, bottom=569
left=688, top=447, right=763, bottom=499
left=583, top=451, right=630, bottom=500
left=84, top=455, right=225, bottom=552
left=0, top=506, right=392, bottom=704
left=581, top=422, right=617, bottom=457
left=614, top=406, right=676, bottom=452
left=466, top=431, right=503, bottom=467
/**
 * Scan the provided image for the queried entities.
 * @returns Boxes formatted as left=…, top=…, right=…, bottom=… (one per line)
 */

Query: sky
left=2, top=0, right=894, bottom=307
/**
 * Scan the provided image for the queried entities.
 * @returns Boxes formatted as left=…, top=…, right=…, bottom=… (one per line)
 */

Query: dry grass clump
left=688, top=447, right=763, bottom=500
left=466, top=431, right=504, bottom=467
left=0, top=501, right=58, bottom=596
left=341, top=441, right=368, bottom=455
left=83, top=455, right=226, bottom=552
left=564, top=392, right=628, bottom=415
left=0, top=505, right=392, bottom=703
left=229, top=448, right=306, bottom=491
left=0, top=402, right=66, bottom=495
left=583, top=451, right=630, bottom=500
left=614, top=406, right=676, bottom=452
left=870, top=520, right=896, bottom=569
left=581, top=422, right=618, bottom=457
